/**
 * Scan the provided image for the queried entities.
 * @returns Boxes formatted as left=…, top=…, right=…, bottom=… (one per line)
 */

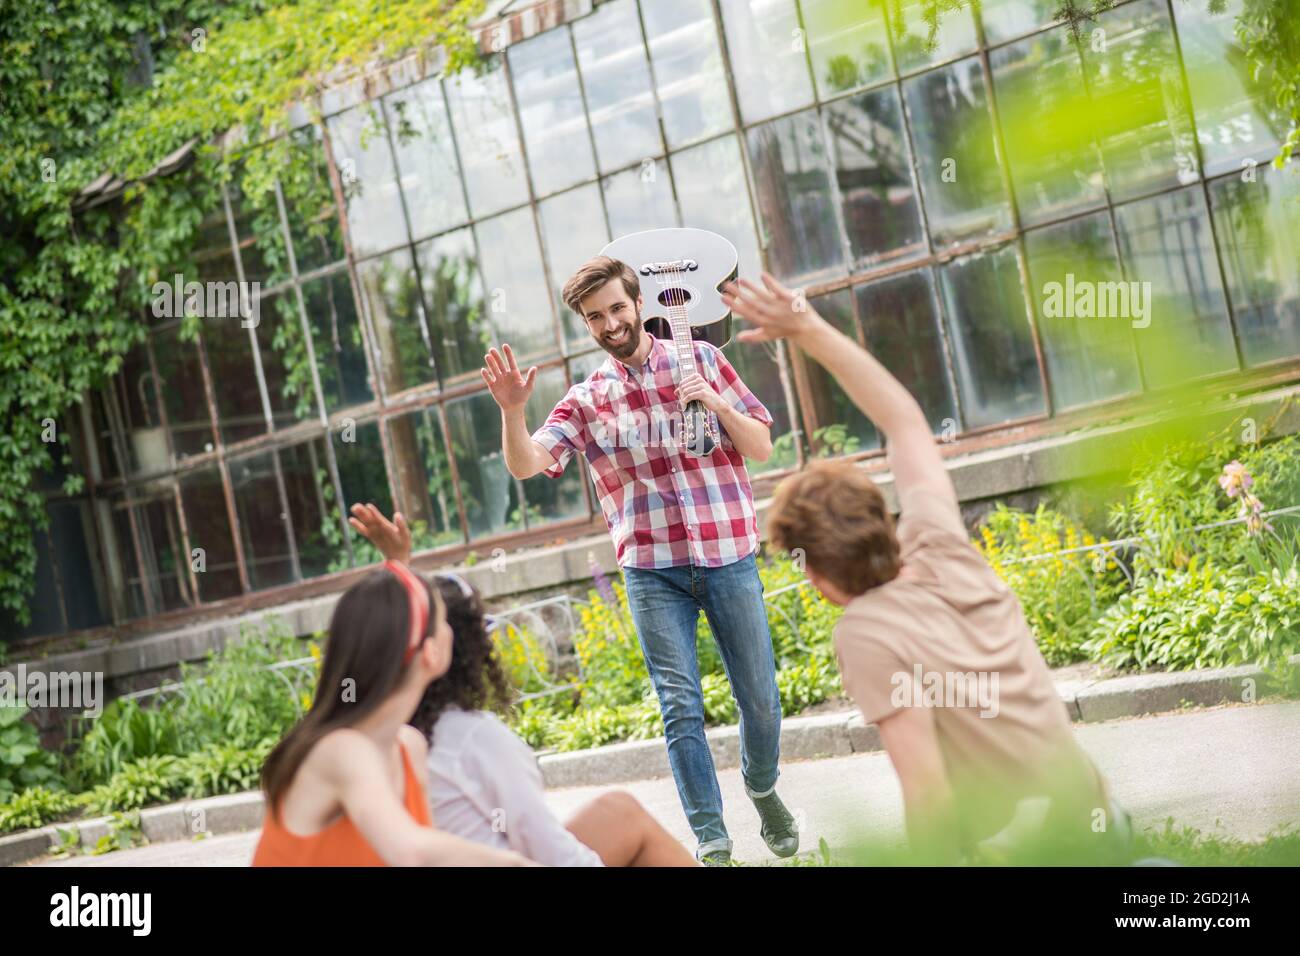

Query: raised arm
left=481, top=344, right=555, bottom=480
left=723, top=274, right=954, bottom=503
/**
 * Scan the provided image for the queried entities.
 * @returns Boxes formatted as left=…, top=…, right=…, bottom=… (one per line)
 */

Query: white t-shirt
left=425, top=707, right=604, bottom=867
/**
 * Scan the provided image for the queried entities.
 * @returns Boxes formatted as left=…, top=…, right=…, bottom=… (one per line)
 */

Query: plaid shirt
left=532, top=333, right=774, bottom=570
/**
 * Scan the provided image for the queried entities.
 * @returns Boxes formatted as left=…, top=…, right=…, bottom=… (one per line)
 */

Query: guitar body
left=599, top=228, right=739, bottom=458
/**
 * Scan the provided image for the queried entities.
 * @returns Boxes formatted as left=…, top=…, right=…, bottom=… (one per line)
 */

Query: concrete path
left=33, top=699, right=1299, bottom=866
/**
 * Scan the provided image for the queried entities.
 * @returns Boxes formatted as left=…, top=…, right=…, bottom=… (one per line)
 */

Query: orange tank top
left=252, top=740, right=432, bottom=867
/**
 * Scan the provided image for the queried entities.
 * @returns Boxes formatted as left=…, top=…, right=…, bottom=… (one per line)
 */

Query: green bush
left=1086, top=561, right=1300, bottom=671
left=0, top=786, right=83, bottom=833
left=82, top=755, right=187, bottom=816
left=181, top=739, right=276, bottom=799
left=0, top=706, right=61, bottom=800
left=72, top=696, right=183, bottom=789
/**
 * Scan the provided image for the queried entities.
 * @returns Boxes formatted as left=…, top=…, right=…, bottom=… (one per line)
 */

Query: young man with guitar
left=481, top=243, right=797, bottom=865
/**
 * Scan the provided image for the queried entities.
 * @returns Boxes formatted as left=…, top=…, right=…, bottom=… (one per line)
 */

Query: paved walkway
left=34, top=699, right=1299, bottom=866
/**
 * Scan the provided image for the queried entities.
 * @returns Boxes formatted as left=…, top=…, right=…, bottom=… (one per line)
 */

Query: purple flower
left=589, top=554, right=616, bottom=606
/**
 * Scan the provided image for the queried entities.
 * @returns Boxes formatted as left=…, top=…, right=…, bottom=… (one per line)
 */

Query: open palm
left=481, top=344, right=537, bottom=411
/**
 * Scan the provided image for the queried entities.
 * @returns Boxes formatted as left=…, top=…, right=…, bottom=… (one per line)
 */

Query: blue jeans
left=622, top=552, right=782, bottom=854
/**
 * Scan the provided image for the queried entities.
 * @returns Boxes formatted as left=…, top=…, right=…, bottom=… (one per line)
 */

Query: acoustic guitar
left=599, top=227, right=737, bottom=457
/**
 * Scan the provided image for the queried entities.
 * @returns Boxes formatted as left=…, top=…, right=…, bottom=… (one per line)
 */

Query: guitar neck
left=661, top=276, right=697, bottom=381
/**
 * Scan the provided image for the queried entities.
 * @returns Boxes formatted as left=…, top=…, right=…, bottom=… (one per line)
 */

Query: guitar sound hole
left=656, top=288, right=694, bottom=307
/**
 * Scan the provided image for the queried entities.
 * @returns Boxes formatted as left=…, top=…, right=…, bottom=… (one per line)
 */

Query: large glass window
left=825, top=87, right=925, bottom=266
left=357, top=247, right=434, bottom=396
left=332, top=420, right=394, bottom=565
left=302, top=270, right=374, bottom=408
left=179, top=466, right=242, bottom=602
left=903, top=56, right=1012, bottom=247
left=387, top=407, right=465, bottom=552
left=385, top=77, right=469, bottom=241
left=538, top=184, right=610, bottom=350
left=890, top=0, right=978, bottom=74
left=802, top=0, right=892, bottom=97
left=510, top=26, right=595, bottom=196
left=990, top=26, right=1108, bottom=227
left=283, top=126, right=345, bottom=274
left=669, top=134, right=763, bottom=280
left=445, top=389, right=523, bottom=539
left=1114, top=186, right=1236, bottom=388
left=230, top=451, right=295, bottom=591
left=801, top=289, right=879, bottom=456
left=444, top=60, right=530, bottom=218
left=203, top=314, right=267, bottom=445
left=1209, top=166, right=1300, bottom=367
left=719, top=0, right=816, bottom=123
left=641, top=0, right=732, bottom=148
left=1024, top=212, right=1142, bottom=410
left=1080, top=0, right=1199, bottom=201
left=416, top=226, right=489, bottom=383
left=1173, top=0, right=1285, bottom=177
left=938, top=245, right=1046, bottom=427
left=152, top=324, right=215, bottom=459
left=475, top=207, right=558, bottom=363
left=279, top=438, right=341, bottom=579
left=523, top=367, right=589, bottom=527
left=328, top=105, right=407, bottom=258
left=602, top=161, right=678, bottom=237
left=573, top=0, right=662, bottom=172
left=856, top=269, right=958, bottom=431
left=747, top=108, right=845, bottom=282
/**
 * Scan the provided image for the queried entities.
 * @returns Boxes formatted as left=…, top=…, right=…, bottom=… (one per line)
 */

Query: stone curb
left=4, top=659, right=1293, bottom=867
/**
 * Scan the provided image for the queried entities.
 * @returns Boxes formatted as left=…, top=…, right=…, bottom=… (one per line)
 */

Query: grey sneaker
left=698, top=848, right=732, bottom=867
left=750, top=789, right=799, bottom=858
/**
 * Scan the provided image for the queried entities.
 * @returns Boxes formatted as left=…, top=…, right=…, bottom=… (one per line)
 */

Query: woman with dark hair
left=351, top=504, right=698, bottom=867
left=252, top=558, right=531, bottom=867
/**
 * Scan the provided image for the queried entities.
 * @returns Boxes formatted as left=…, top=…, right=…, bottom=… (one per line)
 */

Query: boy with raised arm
left=725, top=274, right=1126, bottom=863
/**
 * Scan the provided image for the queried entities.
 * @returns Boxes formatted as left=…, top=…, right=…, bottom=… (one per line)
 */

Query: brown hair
left=562, top=255, right=640, bottom=317
left=766, top=459, right=901, bottom=597
left=260, top=568, right=443, bottom=817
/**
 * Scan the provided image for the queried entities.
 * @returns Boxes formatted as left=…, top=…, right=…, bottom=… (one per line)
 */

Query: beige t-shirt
left=833, top=483, right=1108, bottom=844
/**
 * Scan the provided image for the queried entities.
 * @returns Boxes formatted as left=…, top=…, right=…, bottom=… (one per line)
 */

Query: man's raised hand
left=481, top=343, right=538, bottom=412
left=349, top=503, right=412, bottom=565
left=722, top=273, right=827, bottom=344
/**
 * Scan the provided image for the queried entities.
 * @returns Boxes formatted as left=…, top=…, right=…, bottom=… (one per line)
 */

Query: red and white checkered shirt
left=532, top=333, right=774, bottom=569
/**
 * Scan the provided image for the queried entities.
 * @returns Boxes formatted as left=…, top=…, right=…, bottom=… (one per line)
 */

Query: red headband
left=384, top=560, right=429, bottom=665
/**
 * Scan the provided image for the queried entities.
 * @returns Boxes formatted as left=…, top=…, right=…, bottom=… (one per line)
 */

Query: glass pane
left=991, top=26, right=1108, bottom=226
left=825, top=87, right=925, bottom=266
left=303, top=270, right=375, bottom=409
left=719, top=0, right=815, bottom=123
left=802, top=289, right=879, bottom=457
left=538, top=184, right=611, bottom=350
left=568, top=349, right=608, bottom=384
left=475, top=207, right=558, bottom=363
left=256, top=292, right=316, bottom=426
left=1115, top=186, right=1236, bottom=388
left=523, top=367, right=589, bottom=527
left=111, top=343, right=166, bottom=475
left=444, top=60, right=531, bottom=217
left=1209, top=165, right=1300, bottom=367
left=152, top=324, right=214, bottom=459
left=890, top=0, right=978, bottom=74
left=642, top=0, right=731, bottom=148
left=573, top=0, right=661, bottom=172
left=802, top=0, right=892, bottom=97
left=179, top=466, right=242, bottom=602
left=328, top=105, right=407, bottom=258
left=357, top=247, right=435, bottom=396
left=133, top=496, right=191, bottom=612
left=387, top=407, right=465, bottom=552
left=284, top=125, right=345, bottom=274
left=230, top=451, right=295, bottom=591
left=856, top=269, right=958, bottom=432
left=109, top=497, right=146, bottom=617
left=980, top=0, right=1058, bottom=45
left=49, top=501, right=109, bottom=631
left=385, top=77, right=469, bottom=241
left=509, top=26, right=595, bottom=196
left=203, top=314, right=266, bottom=445
left=1080, top=0, right=1199, bottom=201
left=723, top=340, right=794, bottom=475
left=602, top=160, right=678, bottom=237
left=1174, top=0, right=1285, bottom=177
left=445, top=388, right=523, bottom=540
left=670, top=134, right=764, bottom=280
left=226, top=168, right=275, bottom=286
left=279, top=439, right=341, bottom=579
left=747, top=109, right=844, bottom=283
left=332, top=420, right=394, bottom=565
left=1024, top=212, right=1142, bottom=410
left=416, top=226, right=490, bottom=385
left=938, top=247, right=1047, bottom=427
left=903, top=56, right=1012, bottom=247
